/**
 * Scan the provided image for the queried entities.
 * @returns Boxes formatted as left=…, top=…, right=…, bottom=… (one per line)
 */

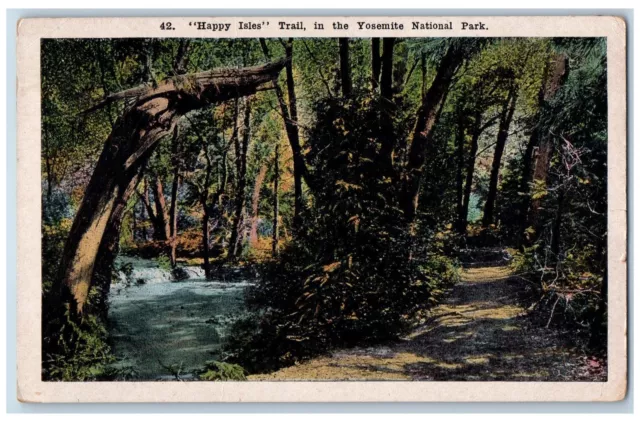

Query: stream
left=108, top=257, right=253, bottom=380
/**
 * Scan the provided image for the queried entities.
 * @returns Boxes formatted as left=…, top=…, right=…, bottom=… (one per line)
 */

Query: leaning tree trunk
left=92, top=158, right=149, bottom=319
left=482, top=88, right=518, bottom=228
left=402, top=44, right=464, bottom=223
left=57, top=60, right=285, bottom=315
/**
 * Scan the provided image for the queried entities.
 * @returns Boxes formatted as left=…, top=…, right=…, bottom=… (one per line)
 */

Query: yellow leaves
left=531, top=190, right=548, bottom=200
left=323, top=261, right=341, bottom=273
left=579, top=272, right=594, bottom=280
left=578, top=177, right=591, bottom=185
left=333, top=117, right=349, bottom=135
left=336, top=180, right=362, bottom=191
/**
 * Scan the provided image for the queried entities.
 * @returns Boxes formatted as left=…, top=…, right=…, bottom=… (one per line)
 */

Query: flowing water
left=108, top=257, right=253, bottom=380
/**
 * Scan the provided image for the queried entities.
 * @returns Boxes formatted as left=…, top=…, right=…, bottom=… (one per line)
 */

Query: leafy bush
left=42, top=305, right=117, bottom=381
left=156, top=254, right=172, bottom=270
left=196, top=361, right=247, bottom=381
left=223, top=95, right=459, bottom=373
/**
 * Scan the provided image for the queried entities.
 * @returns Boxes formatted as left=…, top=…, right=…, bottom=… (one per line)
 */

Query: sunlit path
left=250, top=266, right=605, bottom=381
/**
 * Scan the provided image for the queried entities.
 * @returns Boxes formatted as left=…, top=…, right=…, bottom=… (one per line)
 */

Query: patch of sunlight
left=501, top=325, right=520, bottom=331
left=249, top=352, right=433, bottom=381
left=466, top=305, right=522, bottom=319
left=435, top=362, right=463, bottom=369
left=443, top=331, right=474, bottom=343
left=461, top=266, right=513, bottom=283
left=464, top=355, right=491, bottom=365
left=503, top=354, right=525, bottom=361
left=513, top=370, right=550, bottom=378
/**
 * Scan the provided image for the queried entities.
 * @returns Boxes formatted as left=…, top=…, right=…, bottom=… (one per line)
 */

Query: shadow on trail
left=251, top=267, right=605, bottom=381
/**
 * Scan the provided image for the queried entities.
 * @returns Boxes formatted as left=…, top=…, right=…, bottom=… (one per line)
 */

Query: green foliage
left=156, top=254, right=172, bottom=271
left=224, top=94, right=459, bottom=373
left=196, top=361, right=247, bottom=381
left=43, top=308, right=117, bottom=381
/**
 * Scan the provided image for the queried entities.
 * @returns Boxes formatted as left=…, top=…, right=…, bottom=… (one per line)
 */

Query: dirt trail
left=250, top=266, right=605, bottom=381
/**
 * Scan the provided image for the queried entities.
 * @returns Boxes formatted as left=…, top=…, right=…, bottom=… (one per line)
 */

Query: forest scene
left=41, top=36, right=608, bottom=382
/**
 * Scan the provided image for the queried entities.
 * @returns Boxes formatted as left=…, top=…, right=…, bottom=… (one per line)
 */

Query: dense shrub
left=196, top=361, right=247, bottom=381
left=223, top=95, right=459, bottom=373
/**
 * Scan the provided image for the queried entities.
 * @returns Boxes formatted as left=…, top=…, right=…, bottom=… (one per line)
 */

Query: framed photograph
left=16, top=15, right=627, bottom=402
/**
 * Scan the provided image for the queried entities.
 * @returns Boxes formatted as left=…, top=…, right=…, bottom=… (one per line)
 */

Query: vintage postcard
left=16, top=15, right=627, bottom=402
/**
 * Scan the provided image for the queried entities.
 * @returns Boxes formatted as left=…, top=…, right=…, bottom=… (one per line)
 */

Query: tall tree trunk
left=202, top=208, right=211, bottom=279
left=138, top=178, right=165, bottom=241
left=339, top=38, right=352, bottom=97
left=455, top=115, right=466, bottom=234
left=460, top=111, right=493, bottom=236
left=482, top=88, right=518, bottom=227
left=140, top=198, right=148, bottom=241
left=250, top=164, right=268, bottom=246
left=519, top=53, right=568, bottom=246
left=229, top=100, right=252, bottom=259
left=402, top=44, right=465, bottom=222
left=152, top=176, right=171, bottom=241
left=380, top=38, right=395, bottom=100
left=44, top=151, right=54, bottom=203
left=525, top=136, right=554, bottom=239
left=57, top=60, right=285, bottom=315
left=371, top=38, right=381, bottom=90
left=168, top=127, right=181, bottom=267
left=379, top=38, right=396, bottom=173
left=420, top=52, right=427, bottom=98
left=259, top=39, right=310, bottom=231
left=199, top=127, right=217, bottom=278
left=131, top=207, right=137, bottom=242
left=272, top=144, right=280, bottom=256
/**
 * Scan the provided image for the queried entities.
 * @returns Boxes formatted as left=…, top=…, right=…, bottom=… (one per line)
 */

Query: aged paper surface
left=17, top=16, right=626, bottom=402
